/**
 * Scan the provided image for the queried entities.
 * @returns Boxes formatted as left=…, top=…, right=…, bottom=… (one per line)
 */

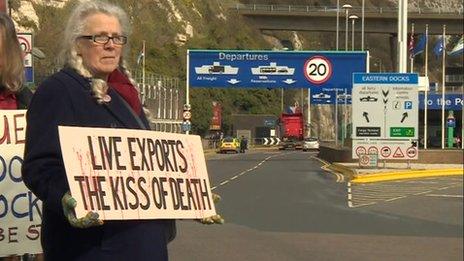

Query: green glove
left=199, top=193, right=225, bottom=225
left=61, top=192, right=104, bottom=228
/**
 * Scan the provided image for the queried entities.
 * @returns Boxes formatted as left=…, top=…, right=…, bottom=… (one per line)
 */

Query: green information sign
left=390, top=127, right=415, bottom=137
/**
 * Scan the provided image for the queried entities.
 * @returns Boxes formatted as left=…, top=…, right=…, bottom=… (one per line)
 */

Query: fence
left=133, top=71, right=184, bottom=133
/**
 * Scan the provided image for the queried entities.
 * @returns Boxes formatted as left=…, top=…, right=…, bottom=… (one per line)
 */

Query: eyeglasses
left=79, top=35, right=127, bottom=45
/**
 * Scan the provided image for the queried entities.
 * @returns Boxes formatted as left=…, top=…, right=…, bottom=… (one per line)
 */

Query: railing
left=228, top=4, right=463, bottom=15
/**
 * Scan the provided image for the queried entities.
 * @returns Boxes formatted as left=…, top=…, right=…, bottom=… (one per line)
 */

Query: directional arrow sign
left=382, top=89, right=389, bottom=97
left=228, top=79, right=240, bottom=84
left=283, top=79, right=296, bottom=84
left=363, top=112, right=370, bottom=123
left=400, top=112, right=408, bottom=123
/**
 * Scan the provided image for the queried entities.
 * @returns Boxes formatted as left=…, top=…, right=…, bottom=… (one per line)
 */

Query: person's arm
left=22, top=76, right=75, bottom=217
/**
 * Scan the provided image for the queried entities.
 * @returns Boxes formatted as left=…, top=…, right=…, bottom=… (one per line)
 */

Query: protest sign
left=0, top=110, right=42, bottom=257
left=58, top=126, right=217, bottom=220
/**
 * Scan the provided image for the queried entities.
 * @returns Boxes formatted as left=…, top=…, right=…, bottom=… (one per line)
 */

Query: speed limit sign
left=183, top=110, right=191, bottom=120
left=304, top=56, right=332, bottom=84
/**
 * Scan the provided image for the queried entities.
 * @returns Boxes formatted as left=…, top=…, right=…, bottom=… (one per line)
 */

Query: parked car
left=219, top=137, right=240, bottom=153
left=302, top=137, right=320, bottom=151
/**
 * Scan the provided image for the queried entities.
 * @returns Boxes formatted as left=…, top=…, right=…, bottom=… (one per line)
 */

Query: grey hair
left=59, top=0, right=135, bottom=104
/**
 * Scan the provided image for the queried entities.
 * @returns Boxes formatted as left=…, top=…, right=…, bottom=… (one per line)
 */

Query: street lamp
left=336, top=0, right=340, bottom=50
left=361, top=0, right=365, bottom=50
left=349, top=14, right=358, bottom=51
left=342, top=4, right=352, bottom=51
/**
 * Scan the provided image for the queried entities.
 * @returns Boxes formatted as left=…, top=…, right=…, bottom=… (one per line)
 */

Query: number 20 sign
left=304, top=56, right=333, bottom=85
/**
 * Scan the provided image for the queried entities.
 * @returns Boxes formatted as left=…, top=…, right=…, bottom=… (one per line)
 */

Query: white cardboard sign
left=58, top=126, right=216, bottom=220
left=1, top=110, right=43, bottom=257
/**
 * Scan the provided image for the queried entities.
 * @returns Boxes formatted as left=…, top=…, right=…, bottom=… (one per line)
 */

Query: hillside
left=8, top=0, right=463, bottom=136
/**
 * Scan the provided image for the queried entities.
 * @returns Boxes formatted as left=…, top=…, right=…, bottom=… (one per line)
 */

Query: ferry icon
left=251, top=62, right=295, bottom=75
left=195, top=62, right=239, bottom=75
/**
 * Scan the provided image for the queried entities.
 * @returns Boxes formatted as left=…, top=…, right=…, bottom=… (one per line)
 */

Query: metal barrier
left=228, top=3, right=463, bottom=14
left=134, top=71, right=183, bottom=133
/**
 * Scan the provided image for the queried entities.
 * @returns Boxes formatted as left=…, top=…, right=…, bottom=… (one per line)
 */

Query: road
left=169, top=150, right=463, bottom=261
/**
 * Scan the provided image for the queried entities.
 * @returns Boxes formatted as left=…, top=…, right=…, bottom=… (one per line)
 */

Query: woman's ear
left=74, top=42, right=82, bottom=56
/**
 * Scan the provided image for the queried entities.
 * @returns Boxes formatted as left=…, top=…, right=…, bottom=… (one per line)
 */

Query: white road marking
left=348, top=177, right=463, bottom=208
left=414, top=191, right=432, bottom=195
left=425, top=194, right=463, bottom=198
left=313, top=156, right=345, bottom=183
left=385, top=196, right=407, bottom=202
left=211, top=152, right=294, bottom=191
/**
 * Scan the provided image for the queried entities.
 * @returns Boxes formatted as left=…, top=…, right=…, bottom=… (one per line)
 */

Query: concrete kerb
left=351, top=168, right=464, bottom=184
left=326, top=163, right=356, bottom=180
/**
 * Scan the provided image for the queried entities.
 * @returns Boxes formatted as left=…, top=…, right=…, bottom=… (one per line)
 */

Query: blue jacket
left=22, top=68, right=174, bottom=261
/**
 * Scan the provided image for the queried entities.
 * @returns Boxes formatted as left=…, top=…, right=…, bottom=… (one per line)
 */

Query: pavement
left=328, top=162, right=463, bottom=183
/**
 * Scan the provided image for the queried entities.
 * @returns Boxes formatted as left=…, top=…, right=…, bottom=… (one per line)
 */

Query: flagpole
left=409, top=23, right=414, bottom=73
left=142, top=40, right=146, bottom=104
left=441, top=25, right=446, bottom=149
left=424, top=24, right=429, bottom=149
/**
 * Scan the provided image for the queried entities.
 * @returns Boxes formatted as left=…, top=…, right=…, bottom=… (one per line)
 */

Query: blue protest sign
left=188, top=50, right=367, bottom=90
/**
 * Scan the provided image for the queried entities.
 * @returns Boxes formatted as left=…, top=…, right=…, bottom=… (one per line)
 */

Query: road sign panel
left=359, top=154, right=378, bottom=167
left=181, top=120, right=192, bottom=132
left=304, top=56, right=332, bottom=84
left=406, top=147, right=417, bottom=158
left=352, top=73, right=419, bottom=140
left=188, top=50, right=367, bottom=89
left=352, top=139, right=418, bottom=160
left=355, top=146, right=367, bottom=157
left=393, top=147, right=405, bottom=158
left=356, top=127, right=381, bottom=137
left=390, top=127, right=415, bottom=137
left=380, top=146, right=392, bottom=157
left=17, top=33, right=33, bottom=83
left=182, top=111, right=192, bottom=120
left=309, top=88, right=352, bottom=105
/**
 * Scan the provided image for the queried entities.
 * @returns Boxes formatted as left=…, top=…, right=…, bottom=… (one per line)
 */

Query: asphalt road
left=169, top=150, right=463, bottom=261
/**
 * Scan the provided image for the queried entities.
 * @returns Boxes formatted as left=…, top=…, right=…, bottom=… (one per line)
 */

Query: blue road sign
left=310, top=88, right=352, bottom=105
left=419, top=92, right=464, bottom=110
left=189, top=50, right=367, bottom=90
left=404, top=101, right=413, bottom=109
left=447, top=118, right=456, bottom=128
left=353, top=73, right=419, bottom=84
left=181, top=121, right=192, bottom=132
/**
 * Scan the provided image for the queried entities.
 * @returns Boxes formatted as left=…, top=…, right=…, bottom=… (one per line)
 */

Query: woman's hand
left=61, top=192, right=104, bottom=228
left=198, top=193, right=225, bottom=225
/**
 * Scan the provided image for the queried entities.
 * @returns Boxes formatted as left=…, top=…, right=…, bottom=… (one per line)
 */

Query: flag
left=433, top=36, right=445, bottom=57
left=408, top=34, right=414, bottom=58
left=412, top=34, right=426, bottom=56
left=136, top=49, right=144, bottom=66
left=448, top=36, right=463, bottom=56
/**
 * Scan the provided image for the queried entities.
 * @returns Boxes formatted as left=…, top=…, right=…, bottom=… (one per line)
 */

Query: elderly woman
left=22, top=1, right=175, bottom=260
left=0, top=12, right=32, bottom=109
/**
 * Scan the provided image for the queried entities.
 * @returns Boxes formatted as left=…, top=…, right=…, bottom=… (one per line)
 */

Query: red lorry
left=278, top=112, right=305, bottom=150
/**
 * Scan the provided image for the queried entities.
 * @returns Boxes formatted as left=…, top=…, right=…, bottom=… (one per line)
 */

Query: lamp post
left=349, top=14, right=358, bottom=51
left=336, top=0, right=340, bottom=50
left=342, top=4, right=352, bottom=51
left=361, top=0, right=365, bottom=50
left=375, top=59, right=383, bottom=72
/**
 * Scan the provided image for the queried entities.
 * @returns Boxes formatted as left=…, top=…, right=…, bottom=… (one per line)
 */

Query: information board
left=352, top=73, right=419, bottom=140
